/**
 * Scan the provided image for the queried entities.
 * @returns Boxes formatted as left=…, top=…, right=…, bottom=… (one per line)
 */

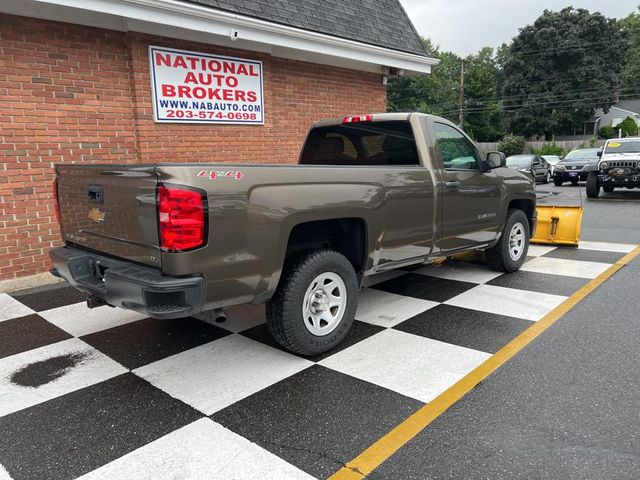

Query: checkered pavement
left=0, top=241, right=635, bottom=480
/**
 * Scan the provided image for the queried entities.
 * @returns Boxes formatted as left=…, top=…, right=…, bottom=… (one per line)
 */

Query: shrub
left=537, top=143, right=565, bottom=156
left=618, top=117, right=639, bottom=138
left=598, top=126, right=616, bottom=139
left=497, top=134, right=526, bottom=157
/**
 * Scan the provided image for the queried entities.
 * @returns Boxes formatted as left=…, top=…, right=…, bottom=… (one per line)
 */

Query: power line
left=434, top=92, right=640, bottom=116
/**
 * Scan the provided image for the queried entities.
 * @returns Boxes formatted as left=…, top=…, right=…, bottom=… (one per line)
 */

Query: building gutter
left=18, top=0, right=439, bottom=74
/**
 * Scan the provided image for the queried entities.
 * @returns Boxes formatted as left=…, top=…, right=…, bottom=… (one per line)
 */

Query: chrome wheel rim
left=508, top=222, right=526, bottom=261
left=302, top=272, right=346, bottom=336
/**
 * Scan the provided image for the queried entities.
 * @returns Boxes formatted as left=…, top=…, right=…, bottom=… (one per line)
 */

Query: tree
left=501, top=8, right=628, bottom=138
left=387, top=39, right=461, bottom=124
left=387, top=40, right=506, bottom=141
left=620, top=7, right=640, bottom=96
left=462, top=47, right=507, bottom=142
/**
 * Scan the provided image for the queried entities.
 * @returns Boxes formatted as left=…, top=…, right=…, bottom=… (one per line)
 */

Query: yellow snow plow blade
left=531, top=205, right=584, bottom=247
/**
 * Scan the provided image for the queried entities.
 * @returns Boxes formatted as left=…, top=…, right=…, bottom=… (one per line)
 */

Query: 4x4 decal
left=198, top=170, right=244, bottom=180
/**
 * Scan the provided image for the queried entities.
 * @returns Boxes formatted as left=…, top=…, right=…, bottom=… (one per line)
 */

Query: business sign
left=149, top=46, right=264, bottom=125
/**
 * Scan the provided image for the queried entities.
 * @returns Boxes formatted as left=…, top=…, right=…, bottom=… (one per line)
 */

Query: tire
left=603, top=186, right=614, bottom=193
left=544, top=171, right=551, bottom=184
left=571, top=180, right=579, bottom=186
left=266, top=249, right=358, bottom=356
left=586, top=172, right=600, bottom=198
left=485, top=209, right=530, bottom=273
left=553, top=178, right=563, bottom=187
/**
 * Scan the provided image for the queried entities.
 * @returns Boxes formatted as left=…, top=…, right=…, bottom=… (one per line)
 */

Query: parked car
left=552, top=148, right=600, bottom=186
left=585, top=137, right=640, bottom=198
left=542, top=155, right=562, bottom=175
left=506, top=154, right=551, bottom=183
left=50, top=113, right=536, bottom=356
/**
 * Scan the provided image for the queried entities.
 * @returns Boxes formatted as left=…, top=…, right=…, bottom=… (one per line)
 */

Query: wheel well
left=508, top=199, right=535, bottom=232
left=285, top=218, right=367, bottom=277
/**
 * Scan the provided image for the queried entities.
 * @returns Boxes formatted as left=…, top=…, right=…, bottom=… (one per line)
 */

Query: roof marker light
left=342, top=114, right=373, bottom=124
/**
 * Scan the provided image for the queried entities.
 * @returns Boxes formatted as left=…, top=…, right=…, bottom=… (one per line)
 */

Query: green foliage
left=497, top=134, right=527, bottom=156
left=534, top=143, right=565, bottom=156
left=387, top=39, right=460, bottom=123
left=620, top=8, right=640, bottom=96
left=462, top=47, right=507, bottom=142
left=618, top=116, right=639, bottom=137
left=387, top=39, right=506, bottom=142
left=598, top=126, right=616, bottom=139
left=500, top=8, right=628, bottom=137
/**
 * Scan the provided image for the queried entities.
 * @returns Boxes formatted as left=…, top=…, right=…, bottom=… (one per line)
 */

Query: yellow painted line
left=330, top=245, right=640, bottom=480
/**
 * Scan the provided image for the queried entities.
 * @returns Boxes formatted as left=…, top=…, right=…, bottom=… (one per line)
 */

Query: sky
left=399, top=0, right=637, bottom=56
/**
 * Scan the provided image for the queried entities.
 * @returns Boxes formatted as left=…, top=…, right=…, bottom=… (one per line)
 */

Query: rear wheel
left=266, top=249, right=358, bottom=356
left=553, top=178, right=563, bottom=187
left=485, top=209, right=530, bottom=273
left=586, top=172, right=600, bottom=198
left=603, top=186, right=614, bottom=193
left=544, top=171, right=551, bottom=184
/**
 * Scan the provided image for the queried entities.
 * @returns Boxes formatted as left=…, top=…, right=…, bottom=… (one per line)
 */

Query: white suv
left=586, top=137, right=640, bottom=198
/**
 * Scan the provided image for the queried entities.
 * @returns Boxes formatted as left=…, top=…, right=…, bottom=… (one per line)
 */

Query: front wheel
left=266, top=249, right=358, bottom=356
left=553, top=178, right=564, bottom=187
left=586, top=172, right=600, bottom=198
left=485, top=209, right=530, bottom=273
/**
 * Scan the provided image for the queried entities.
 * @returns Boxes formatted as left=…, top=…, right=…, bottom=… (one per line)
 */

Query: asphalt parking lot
left=0, top=182, right=639, bottom=480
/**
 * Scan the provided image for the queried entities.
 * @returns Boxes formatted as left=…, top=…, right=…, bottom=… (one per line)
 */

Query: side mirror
left=597, top=149, right=603, bottom=158
left=485, top=151, right=506, bottom=169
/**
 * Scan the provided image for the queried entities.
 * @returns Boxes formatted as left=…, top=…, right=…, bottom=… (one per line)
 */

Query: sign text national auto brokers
left=149, top=46, right=264, bottom=125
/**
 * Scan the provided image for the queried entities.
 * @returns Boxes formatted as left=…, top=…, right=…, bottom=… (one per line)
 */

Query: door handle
left=444, top=181, right=461, bottom=188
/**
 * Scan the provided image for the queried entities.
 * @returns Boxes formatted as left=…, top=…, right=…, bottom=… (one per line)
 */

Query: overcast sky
left=399, top=0, right=636, bottom=56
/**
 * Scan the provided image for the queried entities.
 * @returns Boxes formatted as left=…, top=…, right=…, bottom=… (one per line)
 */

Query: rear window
left=299, top=121, right=420, bottom=166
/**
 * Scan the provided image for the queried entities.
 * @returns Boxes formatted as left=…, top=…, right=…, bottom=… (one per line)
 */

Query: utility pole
left=459, top=59, right=465, bottom=126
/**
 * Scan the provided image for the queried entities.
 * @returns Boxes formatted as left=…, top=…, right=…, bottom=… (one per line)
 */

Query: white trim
left=4, top=0, right=437, bottom=75
left=611, top=106, right=640, bottom=116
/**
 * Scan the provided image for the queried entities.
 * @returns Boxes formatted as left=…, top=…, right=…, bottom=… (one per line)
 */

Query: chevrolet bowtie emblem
left=88, top=207, right=105, bottom=224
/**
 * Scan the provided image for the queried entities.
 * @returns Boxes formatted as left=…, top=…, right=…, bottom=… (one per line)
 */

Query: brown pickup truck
left=50, top=113, right=536, bottom=355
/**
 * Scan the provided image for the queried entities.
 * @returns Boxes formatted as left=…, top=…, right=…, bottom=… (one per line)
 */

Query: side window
left=433, top=122, right=481, bottom=170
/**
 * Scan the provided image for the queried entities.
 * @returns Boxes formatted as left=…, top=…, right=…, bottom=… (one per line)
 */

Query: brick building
left=0, top=0, right=435, bottom=283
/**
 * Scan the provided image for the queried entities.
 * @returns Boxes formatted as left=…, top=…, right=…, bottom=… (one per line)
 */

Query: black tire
left=266, top=249, right=358, bottom=356
left=571, top=180, right=579, bottom=186
left=544, top=171, right=551, bottom=184
left=485, top=209, right=530, bottom=273
left=586, top=172, right=600, bottom=198
left=603, top=186, right=614, bottom=193
left=553, top=178, right=563, bottom=187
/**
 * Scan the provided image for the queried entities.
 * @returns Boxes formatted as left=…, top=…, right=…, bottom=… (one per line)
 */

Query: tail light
left=157, top=184, right=207, bottom=252
left=52, top=178, right=61, bottom=224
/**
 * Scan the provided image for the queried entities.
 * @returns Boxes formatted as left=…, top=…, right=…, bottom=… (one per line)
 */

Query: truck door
left=431, top=121, right=502, bottom=252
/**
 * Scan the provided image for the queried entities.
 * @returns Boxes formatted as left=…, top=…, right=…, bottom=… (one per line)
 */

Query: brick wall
left=0, top=15, right=387, bottom=281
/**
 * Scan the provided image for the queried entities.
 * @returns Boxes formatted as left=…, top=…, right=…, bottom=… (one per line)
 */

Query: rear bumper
left=50, top=247, right=205, bottom=319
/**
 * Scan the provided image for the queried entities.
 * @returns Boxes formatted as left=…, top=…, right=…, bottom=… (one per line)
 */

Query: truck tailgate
left=55, top=165, right=161, bottom=268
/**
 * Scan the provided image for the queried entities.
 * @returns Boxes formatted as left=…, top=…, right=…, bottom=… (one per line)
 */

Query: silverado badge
left=88, top=207, right=105, bottom=224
